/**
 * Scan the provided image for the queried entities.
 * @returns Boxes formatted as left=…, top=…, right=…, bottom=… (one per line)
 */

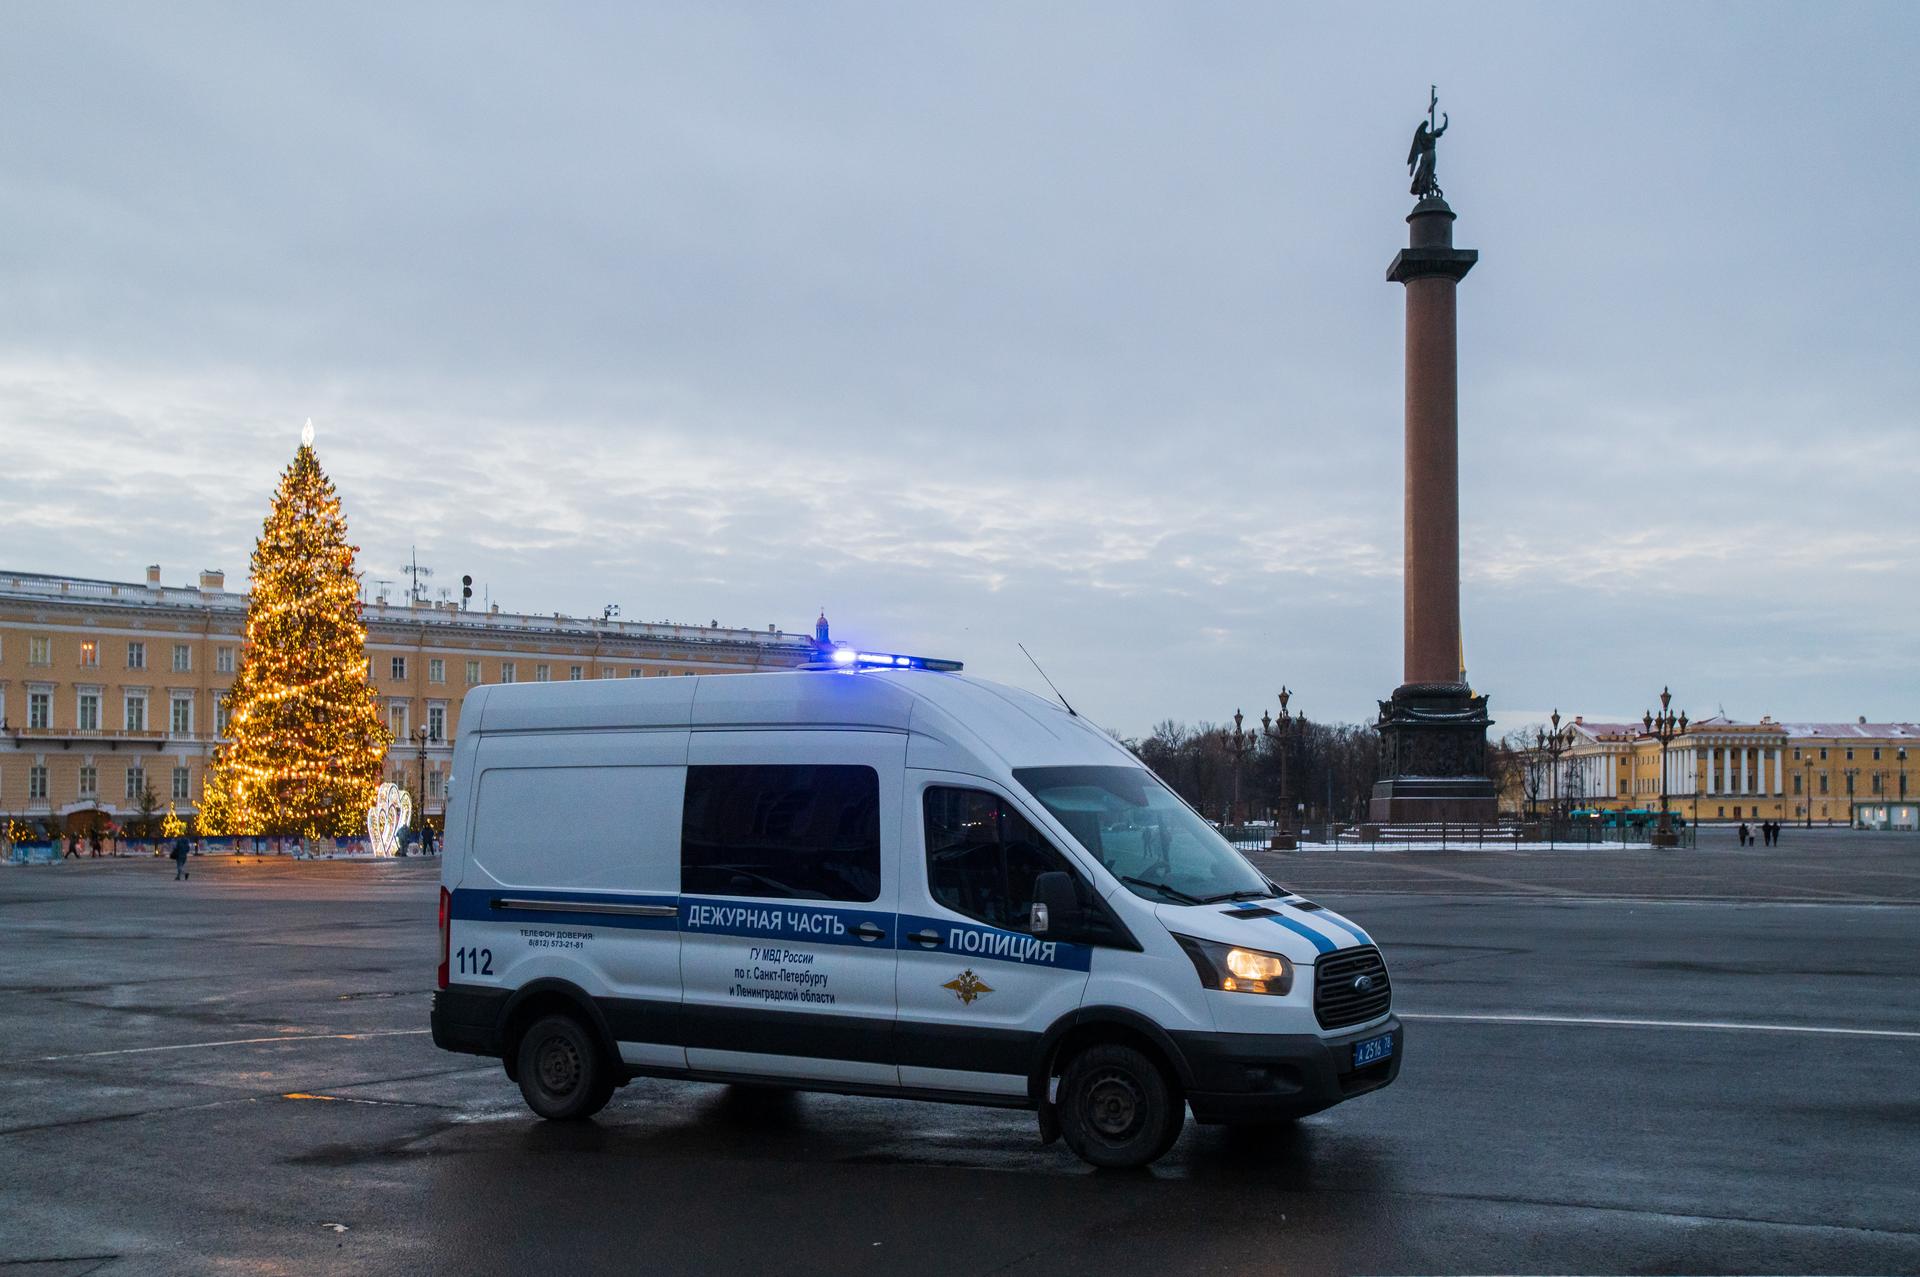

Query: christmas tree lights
left=201, top=425, right=391, bottom=837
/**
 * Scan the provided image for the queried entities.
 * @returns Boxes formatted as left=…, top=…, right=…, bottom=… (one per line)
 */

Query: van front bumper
left=1173, top=1016, right=1401, bottom=1123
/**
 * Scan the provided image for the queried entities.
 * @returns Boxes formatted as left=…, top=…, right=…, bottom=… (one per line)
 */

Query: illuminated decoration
left=200, top=423, right=392, bottom=837
left=366, top=782, right=412, bottom=857
left=161, top=804, right=185, bottom=840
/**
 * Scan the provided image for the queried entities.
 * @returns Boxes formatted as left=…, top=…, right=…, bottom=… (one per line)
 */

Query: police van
left=430, top=651, right=1400, bottom=1168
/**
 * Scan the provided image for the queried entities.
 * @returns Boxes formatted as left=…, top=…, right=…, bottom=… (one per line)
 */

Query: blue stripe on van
left=1305, top=909, right=1373, bottom=947
left=896, top=913, right=1093, bottom=971
left=1267, top=910, right=1338, bottom=954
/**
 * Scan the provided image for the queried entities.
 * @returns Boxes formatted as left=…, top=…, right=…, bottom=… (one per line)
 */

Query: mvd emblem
left=943, top=969, right=993, bottom=1005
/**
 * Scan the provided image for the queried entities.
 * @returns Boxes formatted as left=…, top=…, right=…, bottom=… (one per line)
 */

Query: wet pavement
left=2, top=835, right=1917, bottom=1275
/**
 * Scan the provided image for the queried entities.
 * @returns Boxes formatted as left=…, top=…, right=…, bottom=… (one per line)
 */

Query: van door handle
left=851, top=922, right=885, bottom=943
left=908, top=929, right=941, bottom=948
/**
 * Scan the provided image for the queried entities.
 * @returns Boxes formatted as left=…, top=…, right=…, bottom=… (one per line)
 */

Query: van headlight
left=1173, top=935, right=1293, bottom=996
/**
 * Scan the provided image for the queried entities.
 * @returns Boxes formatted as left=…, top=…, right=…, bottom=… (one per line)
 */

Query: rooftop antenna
left=405, top=546, right=434, bottom=604
left=1018, top=642, right=1077, bottom=718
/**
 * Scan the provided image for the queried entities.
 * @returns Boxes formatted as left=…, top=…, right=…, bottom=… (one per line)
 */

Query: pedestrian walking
left=88, top=829, right=103, bottom=857
left=1769, top=820, right=1781, bottom=846
left=64, top=832, right=80, bottom=859
left=421, top=822, right=436, bottom=856
left=170, top=832, right=191, bottom=881
left=1737, top=821, right=1750, bottom=847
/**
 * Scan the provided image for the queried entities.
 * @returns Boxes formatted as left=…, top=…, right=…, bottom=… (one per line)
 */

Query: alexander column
left=1369, top=88, right=1498, bottom=824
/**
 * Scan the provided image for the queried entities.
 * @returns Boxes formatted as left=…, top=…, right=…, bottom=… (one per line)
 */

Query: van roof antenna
left=1018, top=642, right=1077, bottom=717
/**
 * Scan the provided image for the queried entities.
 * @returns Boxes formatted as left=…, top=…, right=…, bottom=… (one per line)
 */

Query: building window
left=170, top=695, right=193, bottom=736
left=569, top=665, right=583, bottom=681
left=1792, top=747, right=1800, bottom=761
left=172, top=644, right=192, bottom=673
left=79, top=638, right=99, bottom=667
left=1794, top=775, right=1803, bottom=794
left=429, top=658, right=445, bottom=684
left=128, top=641, right=146, bottom=670
left=601, top=669, right=617, bottom=679
left=465, top=660, right=481, bottom=685
left=125, top=694, right=147, bottom=733
left=534, top=664, right=551, bottom=682
left=215, top=695, right=232, bottom=736
left=428, top=705, right=445, bottom=742
left=627, top=668, right=644, bottom=678
left=29, top=635, right=52, bottom=666
left=500, top=662, right=516, bottom=684
left=78, top=765, right=98, bottom=798
left=216, top=646, right=234, bottom=673
left=1819, top=774, right=1829, bottom=794
left=1872, top=773, right=1883, bottom=794
left=391, top=656, right=408, bottom=680
left=1819, top=748, right=1828, bottom=761
left=173, top=766, right=191, bottom=801
left=126, top=765, right=147, bottom=801
left=77, top=692, right=100, bottom=732
left=1846, top=748, right=1854, bottom=762
left=29, top=691, right=52, bottom=730
left=429, top=770, right=444, bottom=800
left=388, top=703, right=408, bottom=738
left=29, top=765, right=48, bottom=801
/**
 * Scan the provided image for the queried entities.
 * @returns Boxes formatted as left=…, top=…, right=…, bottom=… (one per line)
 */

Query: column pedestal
left=1369, top=680, right=1497, bottom=823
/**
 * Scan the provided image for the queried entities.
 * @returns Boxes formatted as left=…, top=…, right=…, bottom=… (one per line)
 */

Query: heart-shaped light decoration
left=366, top=782, right=412, bottom=856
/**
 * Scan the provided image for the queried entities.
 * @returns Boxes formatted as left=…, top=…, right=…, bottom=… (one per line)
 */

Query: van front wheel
left=515, top=1014, right=613, bottom=1121
left=1057, top=1043, right=1184, bottom=1169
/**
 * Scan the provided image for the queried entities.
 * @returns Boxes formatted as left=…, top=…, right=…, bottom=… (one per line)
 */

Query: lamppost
left=1803, top=756, right=1814, bottom=829
left=1843, top=766, right=1859, bottom=828
left=1261, top=687, right=1295, bottom=834
left=1900, top=746, right=1909, bottom=806
left=1534, top=709, right=1571, bottom=827
left=1226, top=709, right=1254, bottom=829
left=412, top=723, right=431, bottom=840
left=1643, top=687, right=1686, bottom=847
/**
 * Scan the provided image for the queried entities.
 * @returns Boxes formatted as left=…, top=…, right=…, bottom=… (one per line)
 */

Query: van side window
left=924, top=786, right=1077, bottom=932
left=681, top=764, right=881, bottom=902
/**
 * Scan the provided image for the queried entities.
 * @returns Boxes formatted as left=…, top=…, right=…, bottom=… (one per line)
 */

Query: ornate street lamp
left=1643, top=687, right=1687, bottom=847
left=1226, top=709, right=1254, bottom=828
left=1843, top=766, right=1860, bottom=827
left=1260, top=687, right=1295, bottom=833
left=1534, top=709, right=1572, bottom=827
left=1804, top=756, right=1815, bottom=829
left=412, top=723, right=431, bottom=838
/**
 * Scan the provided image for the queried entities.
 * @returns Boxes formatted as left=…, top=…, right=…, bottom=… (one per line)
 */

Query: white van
left=431, top=658, right=1400, bottom=1168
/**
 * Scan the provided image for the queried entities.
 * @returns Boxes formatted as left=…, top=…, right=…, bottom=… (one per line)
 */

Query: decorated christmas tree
left=201, top=423, right=391, bottom=837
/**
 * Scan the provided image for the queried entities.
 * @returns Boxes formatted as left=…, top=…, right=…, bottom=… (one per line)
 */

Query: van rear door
left=678, top=730, right=905, bottom=1085
left=458, top=729, right=688, bottom=1069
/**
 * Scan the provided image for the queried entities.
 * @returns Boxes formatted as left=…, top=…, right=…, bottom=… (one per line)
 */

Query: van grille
left=1314, top=946, right=1391, bottom=1030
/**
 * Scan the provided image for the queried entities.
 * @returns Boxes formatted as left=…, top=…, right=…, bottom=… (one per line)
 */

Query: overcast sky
left=3, top=3, right=1915, bottom=737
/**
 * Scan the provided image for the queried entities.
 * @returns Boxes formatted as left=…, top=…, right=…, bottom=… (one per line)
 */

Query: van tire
left=515, top=1014, right=613, bottom=1121
left=1057, top=1043, right=1184, bottom=1169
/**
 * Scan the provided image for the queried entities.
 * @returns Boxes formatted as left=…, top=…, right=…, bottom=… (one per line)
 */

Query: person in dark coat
left=88, top=828, right=103, bottom=857
left=64, top=832, right=81, bottom=859
left=420, top=823, right=436, bottom=856
left=171, top=833, right=191, bottom=881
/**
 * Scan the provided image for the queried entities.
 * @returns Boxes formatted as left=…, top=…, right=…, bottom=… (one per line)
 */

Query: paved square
left=3, top=836, right=1917, bottom=1275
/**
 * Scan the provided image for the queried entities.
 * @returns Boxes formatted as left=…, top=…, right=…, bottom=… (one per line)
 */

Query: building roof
left=1, top=566, right=815, bottom=653
left=1777, top=722, right=1920, bottom=739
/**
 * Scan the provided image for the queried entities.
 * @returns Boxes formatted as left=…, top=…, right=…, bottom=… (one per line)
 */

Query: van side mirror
left=1031, top=871, right=1082, bottom=936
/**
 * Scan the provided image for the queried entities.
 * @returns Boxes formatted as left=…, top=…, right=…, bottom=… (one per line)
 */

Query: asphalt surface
left=3, top=832, right=1918, bottom=1276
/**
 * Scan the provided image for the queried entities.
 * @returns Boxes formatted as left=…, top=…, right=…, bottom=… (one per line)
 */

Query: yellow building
left=0, top=565, right=821, bottom=832
left=1552, top=714, right=1919, bottom=828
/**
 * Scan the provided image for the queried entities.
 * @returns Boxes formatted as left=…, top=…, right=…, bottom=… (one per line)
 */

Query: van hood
left=1152, top=894, right=1376, bottom=963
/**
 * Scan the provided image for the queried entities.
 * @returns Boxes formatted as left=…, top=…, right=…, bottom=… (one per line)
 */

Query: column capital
left=1388, top=247, right=1478, bottom=284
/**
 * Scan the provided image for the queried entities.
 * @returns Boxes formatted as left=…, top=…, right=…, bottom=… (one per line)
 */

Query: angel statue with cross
left=1408, top=86, right=1448, bottom=198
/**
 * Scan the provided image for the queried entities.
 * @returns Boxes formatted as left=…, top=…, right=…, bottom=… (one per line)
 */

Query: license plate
left=1352, top=1032, right=1394, bottom=1067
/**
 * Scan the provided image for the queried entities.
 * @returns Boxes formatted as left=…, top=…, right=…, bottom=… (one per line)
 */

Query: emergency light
left=803, top=646, right=964, bottom=672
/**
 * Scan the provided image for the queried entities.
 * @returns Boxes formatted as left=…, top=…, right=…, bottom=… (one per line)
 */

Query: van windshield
left=1011, top=765, right=1272, bottom=905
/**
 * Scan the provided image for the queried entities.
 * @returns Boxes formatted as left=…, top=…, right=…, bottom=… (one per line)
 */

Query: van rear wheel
left=1057, top=1043, right=1184, bottom=1169
left=515, top=1014, right=613, bottom=1121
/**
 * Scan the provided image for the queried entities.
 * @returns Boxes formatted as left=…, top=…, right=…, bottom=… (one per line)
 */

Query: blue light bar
left=805, top=646, right=963, bottom=673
